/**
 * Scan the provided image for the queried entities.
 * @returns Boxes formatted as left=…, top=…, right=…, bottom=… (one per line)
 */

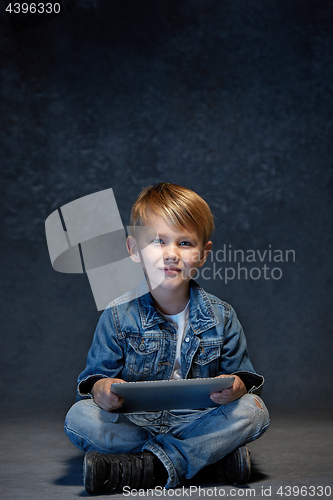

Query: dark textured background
left=0, top=0, right=332, bottom=417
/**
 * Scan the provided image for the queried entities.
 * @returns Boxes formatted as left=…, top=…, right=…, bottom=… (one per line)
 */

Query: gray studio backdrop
left=0, top=0, right=332, bottom=418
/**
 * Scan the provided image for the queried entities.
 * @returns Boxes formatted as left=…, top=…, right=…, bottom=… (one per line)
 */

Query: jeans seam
left=143, top=442, right=179, bottom=488
left=176, top=406, right=226, bottom=440
left=64, top=424, right=96, bottom=448
left=246, top=419, right=270, bottom=443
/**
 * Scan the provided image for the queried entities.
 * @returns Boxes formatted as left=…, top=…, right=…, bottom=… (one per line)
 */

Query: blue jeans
left=64, top=394, right=270, bottom=489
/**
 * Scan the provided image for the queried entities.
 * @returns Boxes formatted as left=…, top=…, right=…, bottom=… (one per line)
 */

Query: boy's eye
left=152, top=238, right=164, bottom=244
left=180, top=241, right=191, bottom=246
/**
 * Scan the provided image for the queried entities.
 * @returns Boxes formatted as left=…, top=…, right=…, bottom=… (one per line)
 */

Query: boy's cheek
left=141, top=248, right=163, bottom=266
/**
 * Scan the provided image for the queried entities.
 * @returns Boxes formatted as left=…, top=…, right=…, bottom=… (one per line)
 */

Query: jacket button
left=139, top=343, right=145, bottom=351
left=185, top=337, right=190, bottom=343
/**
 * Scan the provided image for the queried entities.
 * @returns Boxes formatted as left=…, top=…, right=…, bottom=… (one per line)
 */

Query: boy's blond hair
left=130, top=183, right=214, bottom=245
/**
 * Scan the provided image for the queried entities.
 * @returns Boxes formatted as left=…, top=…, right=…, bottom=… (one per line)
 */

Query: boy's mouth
left=163, top=266, right=182, bottom=275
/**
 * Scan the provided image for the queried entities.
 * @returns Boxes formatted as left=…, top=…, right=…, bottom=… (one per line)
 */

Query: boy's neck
left=149, top=283, right=190, bottom=315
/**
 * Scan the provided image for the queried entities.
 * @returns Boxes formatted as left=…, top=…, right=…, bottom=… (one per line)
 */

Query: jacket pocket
left=192, top=341, right=222, bottom=377
left=124, top=336, right=161, bottom=379
left=193, top=342, right=221, bottom=365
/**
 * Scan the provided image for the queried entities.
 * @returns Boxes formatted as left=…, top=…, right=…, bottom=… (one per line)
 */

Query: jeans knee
left=64, top=400, right=85, bottom=431
left=242, top=393, right=268, bottom=411
left=244, top=394, right=270, bottom=435
left=64, top=402, right=80, bottom=437
left=234, top=394, right=269, bottom=428
left=64, top=403, right=75, bottom=429
left=64, top=399, right=100, bottom=452
left=64, top=400, right=93, bottom=435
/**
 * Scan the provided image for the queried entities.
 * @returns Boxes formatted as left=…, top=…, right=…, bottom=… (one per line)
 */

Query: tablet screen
left=111, top=377, right=235, bottom=412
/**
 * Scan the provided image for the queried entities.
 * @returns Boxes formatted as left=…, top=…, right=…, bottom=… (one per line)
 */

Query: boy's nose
left=164, top=244, right=179, bottom=261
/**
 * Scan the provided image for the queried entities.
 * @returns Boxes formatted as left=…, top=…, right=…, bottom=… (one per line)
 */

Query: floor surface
left=1, top=411, right=332, bottom=500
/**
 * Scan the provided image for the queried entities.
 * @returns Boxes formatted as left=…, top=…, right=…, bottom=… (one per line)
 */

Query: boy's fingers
left=211, top=391, right=228, bottom=399
left=210, top=395, right=230, bottom=404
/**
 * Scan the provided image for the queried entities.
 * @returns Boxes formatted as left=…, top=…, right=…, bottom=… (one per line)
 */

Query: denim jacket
left=77, top=280, right=264, bottom=398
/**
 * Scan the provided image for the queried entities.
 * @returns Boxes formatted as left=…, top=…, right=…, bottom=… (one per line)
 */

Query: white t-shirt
left=159, top=302, right=190, bottom=380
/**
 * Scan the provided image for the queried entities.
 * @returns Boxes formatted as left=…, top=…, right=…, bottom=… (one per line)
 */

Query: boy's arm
left=212, top=305, right=264, bottom=402
left=77, top=307, right=126, bottom=399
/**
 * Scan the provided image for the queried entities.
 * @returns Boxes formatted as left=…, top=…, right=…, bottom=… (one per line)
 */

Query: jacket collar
left=137, top=280, right=219, bottom=334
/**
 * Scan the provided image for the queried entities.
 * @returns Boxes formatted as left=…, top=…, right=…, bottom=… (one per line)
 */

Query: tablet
left=111, top=377, right=235, bottom=412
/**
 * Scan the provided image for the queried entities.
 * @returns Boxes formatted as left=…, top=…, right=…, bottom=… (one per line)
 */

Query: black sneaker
left=83, top=450, right=167, bottom=495
left=221, top=445, right=251, bottom=485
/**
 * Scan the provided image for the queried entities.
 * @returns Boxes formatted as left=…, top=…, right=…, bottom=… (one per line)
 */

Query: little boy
left=64, top=183, right=270, bottom=495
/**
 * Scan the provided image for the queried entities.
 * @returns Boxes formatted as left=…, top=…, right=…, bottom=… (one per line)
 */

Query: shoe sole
left=235, top=446, right=251, bottom=485
left=84, top=450, right=103, bottom=495
left=223, top=445, right=251, bottom=485
left=83, top=451, right=157, bottom=494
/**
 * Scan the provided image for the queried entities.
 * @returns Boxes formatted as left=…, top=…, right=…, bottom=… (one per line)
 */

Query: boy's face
left=127, top=215, right=212, bottom=294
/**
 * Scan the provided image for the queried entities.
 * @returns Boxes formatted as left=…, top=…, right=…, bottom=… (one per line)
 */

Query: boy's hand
left=91, top=378, right=126, bottom=411
left=210, top=374, right=247, bottom=405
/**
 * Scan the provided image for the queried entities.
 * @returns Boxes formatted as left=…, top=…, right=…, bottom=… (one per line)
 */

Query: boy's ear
left=126, top=235, right=141, bottom=263
left=198, top=240, right=212, bottom=267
